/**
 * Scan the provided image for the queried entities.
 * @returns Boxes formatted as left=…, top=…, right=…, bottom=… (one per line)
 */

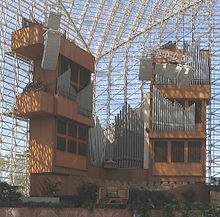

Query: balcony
left=150, top=86, right=208, bottom=139
left=29, top=139, right=53, bottom=173
left=11, top=24, right=95, bottom=72
left=154, top=84, right=211, bottom=100
left=16, top=90, right=94, bottom=127
left=150, top=130, right=206, bottom=139
left=16, top=91, right=54, bottom=118
left=11, top=24, right=44, bottom=60
left=152, top=162, right=203, bottom=176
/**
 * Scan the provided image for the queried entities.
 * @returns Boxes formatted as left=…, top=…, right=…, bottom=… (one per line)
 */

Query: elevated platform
left=154, top=84, right=211, bottom=100
left=11, top=24, right=95, bottom=72
left=16, top=91, right=94, bottom=127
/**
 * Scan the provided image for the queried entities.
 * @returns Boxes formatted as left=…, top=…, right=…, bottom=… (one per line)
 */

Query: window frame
left=188, top=141, right=202, bottom=163
left=60, top=56, right=91, bottom=92
left=171, top=141, right=184, bottom=163
left=56, top=118, right=88, bottom=156
left=153, top=141, right=168, bottom=162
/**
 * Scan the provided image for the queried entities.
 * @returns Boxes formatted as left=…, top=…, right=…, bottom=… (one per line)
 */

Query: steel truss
left=0, top=0, right=219, bottom=193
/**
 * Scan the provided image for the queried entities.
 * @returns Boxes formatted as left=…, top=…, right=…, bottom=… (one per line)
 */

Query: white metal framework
left=0, top=0, right=220, bottom=193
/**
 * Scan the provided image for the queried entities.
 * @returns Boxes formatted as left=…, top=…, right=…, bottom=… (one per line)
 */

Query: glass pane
left=188, top=141, right=201, bottom=162
left=60, top=56, right=69, bottom=74
left=80, top=67, right=90, bottom=87
left=154, top=141, right=168, bottom=162
left=57, top=119, right=66, bottom=135
left=57, top=136, right=66, bottom=151
left=68, top=121, right=77, bottom=138
left=171, top=141, right=184, bottom=162
left=68, top=140, right=76, bottom=154
left=79, top=126, right=88, bottom=140
left=78, top=143, right=87, bottom=156
left=70, top=62, right=78, bottom=83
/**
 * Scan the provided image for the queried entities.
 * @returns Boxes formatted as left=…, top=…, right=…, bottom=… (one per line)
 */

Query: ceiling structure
left=0, top=0, right=220, bottom=194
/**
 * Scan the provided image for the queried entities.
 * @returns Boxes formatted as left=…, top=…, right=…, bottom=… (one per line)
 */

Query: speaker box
left=45, top=11, right=61, bottom=30
left=139, top=59, right=152, bottom=81
left=41, top=29, right=61, bottom=70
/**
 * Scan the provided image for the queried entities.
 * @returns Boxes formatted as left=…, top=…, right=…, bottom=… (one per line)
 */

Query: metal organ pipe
left=152, top=87, right=195, bottom=131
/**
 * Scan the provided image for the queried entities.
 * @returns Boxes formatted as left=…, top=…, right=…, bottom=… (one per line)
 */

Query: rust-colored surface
left=55, top=150, right=87, bottom=171
left=55, top=94, right=94, bottom=127
left=0, top=208, right=132, bottom=217
left=30, top=117, right=56, bottom=144
left=30, top=174, right=99, bottom=196
left=11, top=24, right=44, bottom=59
left=30, top=167, right=149, bottom=196
left=33, top=59, right=59, bottom=94
left=149, top=176, right=205, bottom=182
left=16, top=91, right=54, bottom=118
left=29, top=116, right=90, bottom=173
left=16, top=91, right=94, bottom=127
left=59, top=37, right=95, bottom=72
left=149, top=51, right=208, bottom=183
left=150, top=131, right=206, bottom=139
left=149, top=138, right=206, bottom=182
left=11, top=25, right=95, bottom=72
left=154, top=85, right=211, bottom=100
left=102, top=167, right=149, bottom=183
left=152, top=162, right=203, bottom=176
left=29, top=140, right=53, bottom=173
left=29, top=117, right=55, bottom=173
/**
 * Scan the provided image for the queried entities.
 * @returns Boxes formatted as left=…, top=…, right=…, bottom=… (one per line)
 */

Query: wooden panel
left=16, top=91, right=94, bottom=126
left=152, top=162, right=202, bottom=176
left=150, top=131, right=206, bottom=139
left=154, top=85, right=211, bottom=100
left=29, top=117, right=55, bottom=173
left=59, top=37, right=95, bottom=72
left=16, top=91, right=54, bottom=118
left=55, top=94, right=94, bottom=127
left=11, top=24, right=44, bottom=59
left=33, top=59, right=59, bottom=94
left=30, top=117, right=56, bottom=144
left=30, top=167, right=149, bottom=196
left=55, top=150, right=87, bottom=171
left=29, top=140, right=53, bottom=173
left=11, top=24, right=95, bottom=72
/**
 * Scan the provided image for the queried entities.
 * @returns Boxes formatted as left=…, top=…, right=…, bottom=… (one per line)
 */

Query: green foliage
left=181, top=188, right=196, bottom=209
left=2, top=179, right=220, bottom=217
left=41, top=178, right=62, bottom=197
left=77, top=182, right=98, bottom=206
left=203, top=201, right=220, bottom=217
left=0, top=181, right=22, bottom=203
left=128, top=188, right=179, bottom=217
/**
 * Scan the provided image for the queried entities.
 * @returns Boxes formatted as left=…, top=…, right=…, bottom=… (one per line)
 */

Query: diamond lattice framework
left=0, top=0, right=219, bottom=194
